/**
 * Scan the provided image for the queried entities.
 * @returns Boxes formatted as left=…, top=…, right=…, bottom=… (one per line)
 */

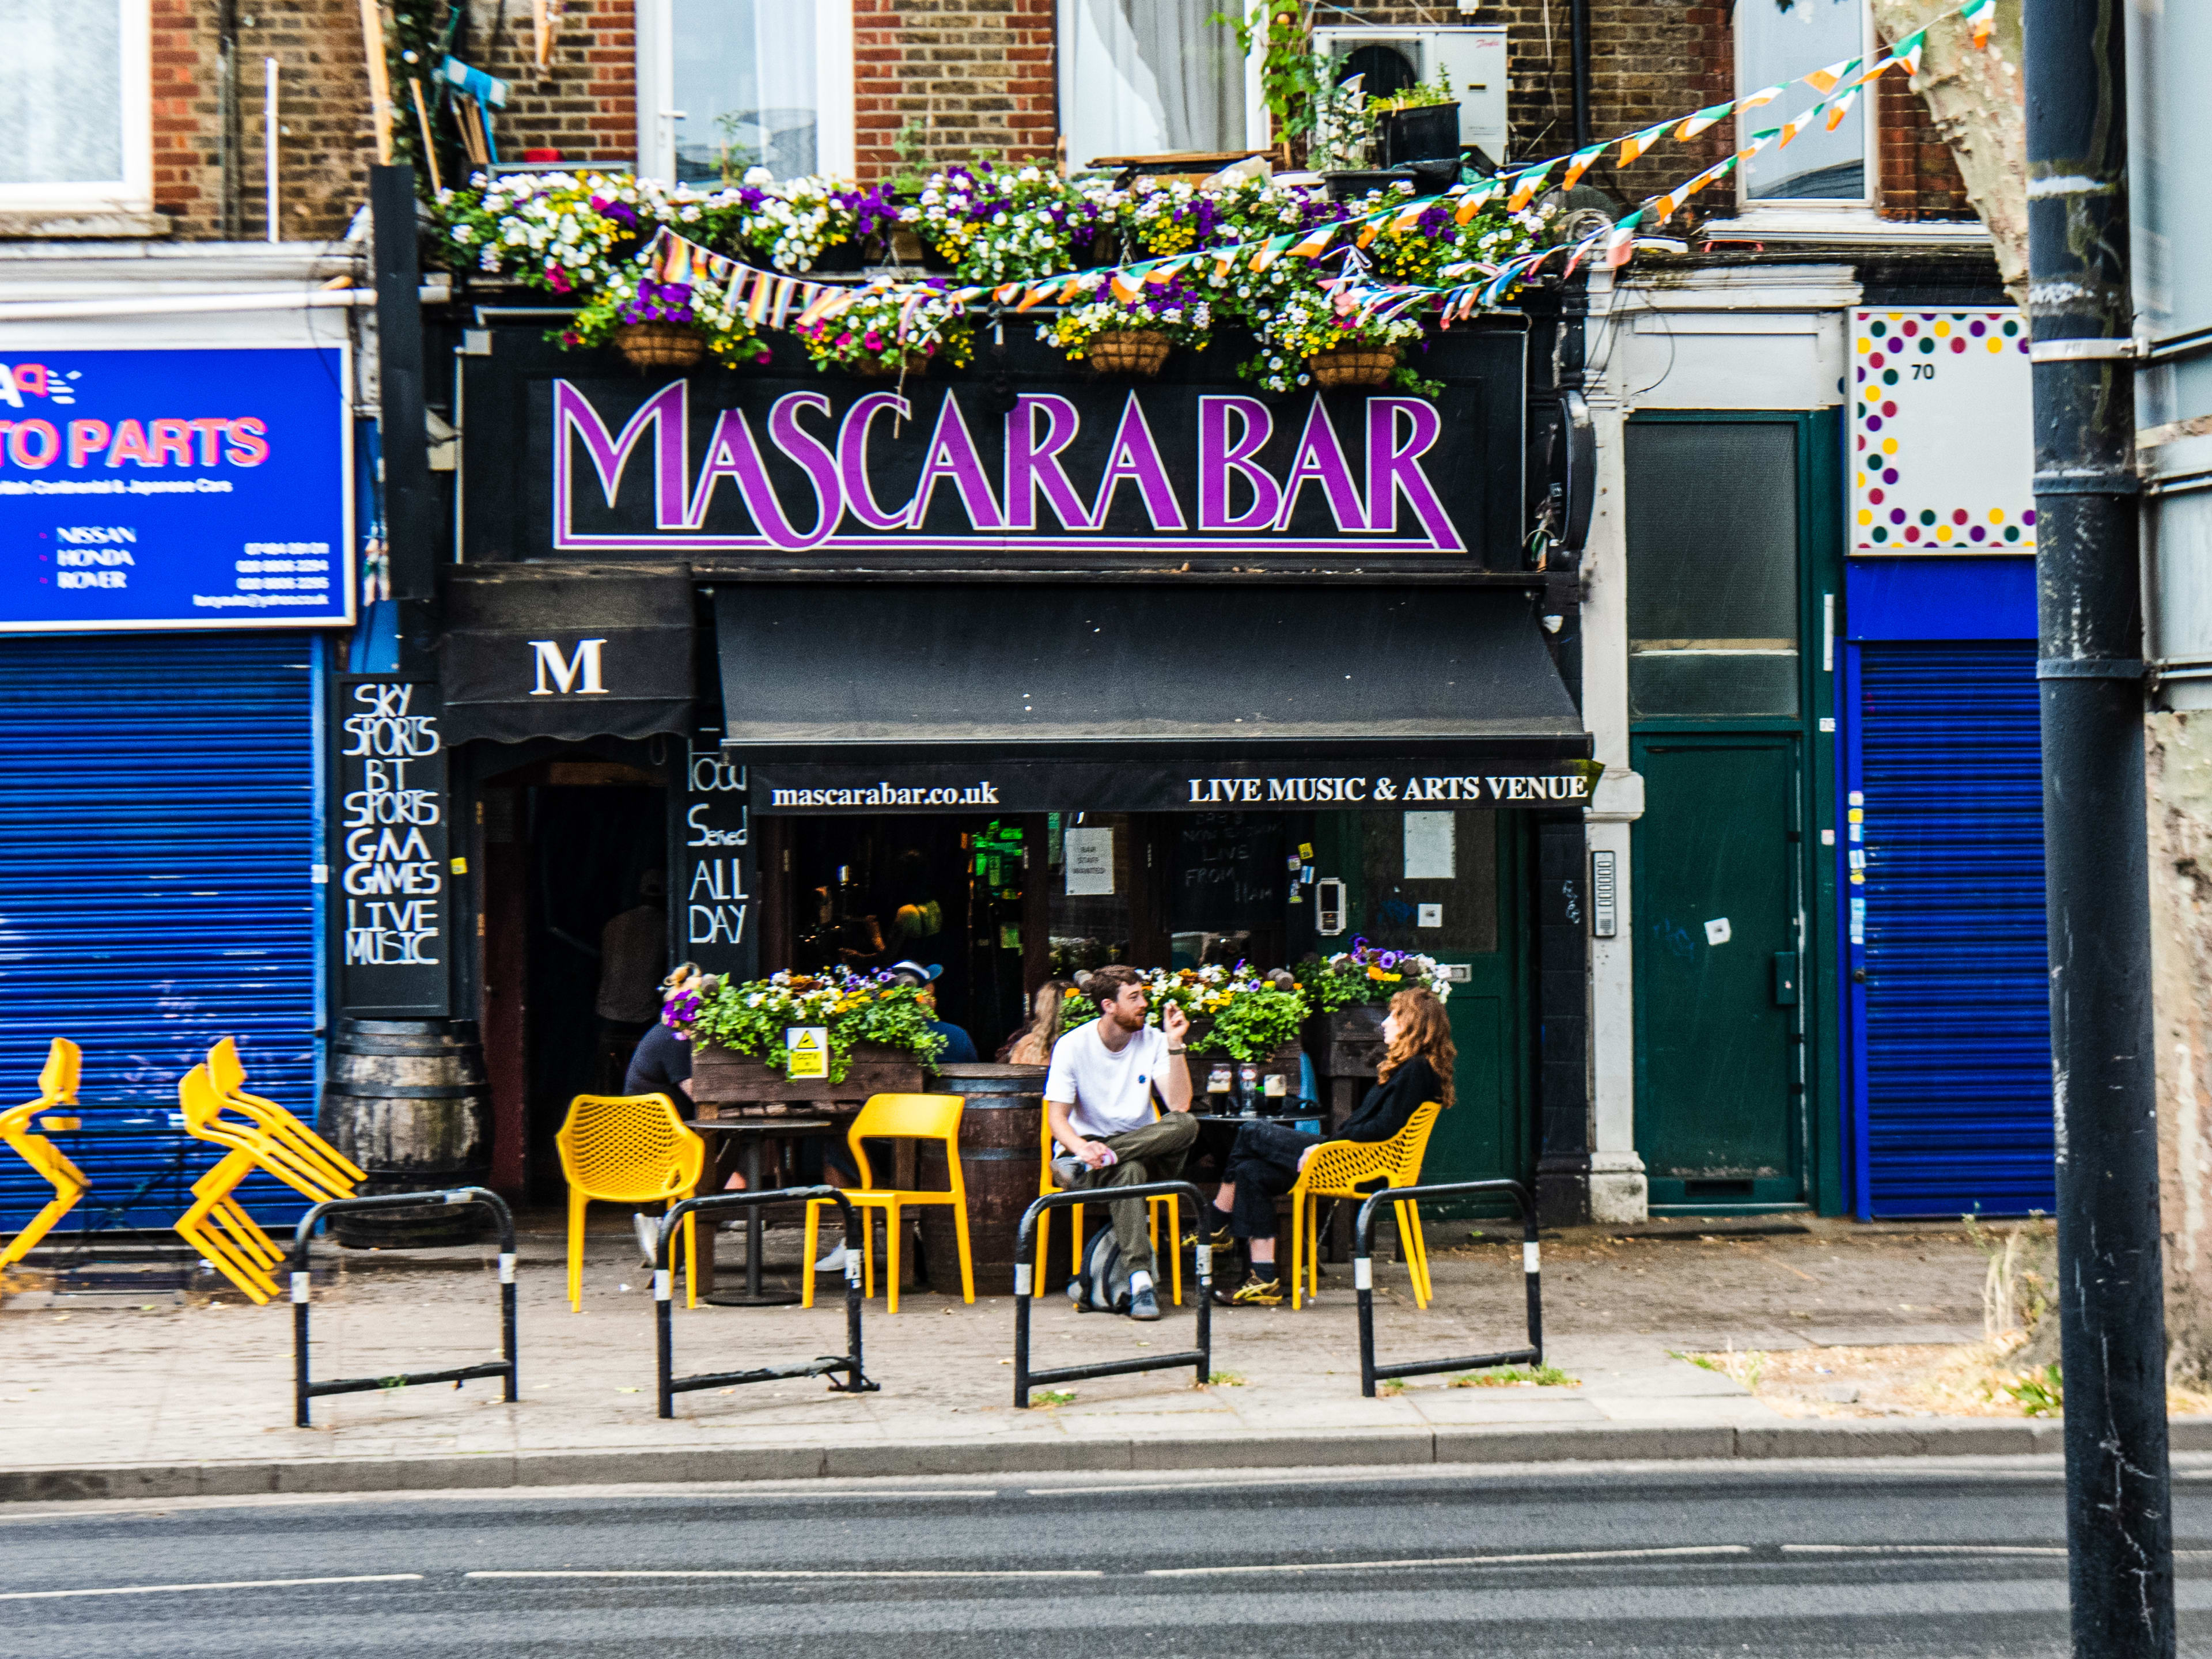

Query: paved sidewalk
left=0, top=1214, right=2148, bottom=1501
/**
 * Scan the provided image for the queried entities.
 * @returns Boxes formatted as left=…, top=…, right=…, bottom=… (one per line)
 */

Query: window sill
left=1699, top=207, right=1990, bottom=248
left=0, top=207, right=172, bottom=241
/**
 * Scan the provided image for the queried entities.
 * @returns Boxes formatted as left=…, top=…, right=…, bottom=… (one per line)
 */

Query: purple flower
left=590, top=195, right=641, bottom=229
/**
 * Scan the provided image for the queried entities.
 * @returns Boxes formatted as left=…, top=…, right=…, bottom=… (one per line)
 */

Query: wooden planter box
left=691, top=1038, right=925, bottom=1117
left=1304, top=1003, right=1388, bottom=1083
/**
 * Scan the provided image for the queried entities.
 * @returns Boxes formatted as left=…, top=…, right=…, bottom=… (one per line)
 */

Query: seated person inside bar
left=1043, top=965, right=1198, bottom=1322
left=1194, top=986, right=1453, bottom=1308
left=887, top=959, right=979, bottom=1064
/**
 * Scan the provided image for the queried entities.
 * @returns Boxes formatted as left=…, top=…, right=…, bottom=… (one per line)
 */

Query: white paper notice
left=1705, top=917, right=1733, bottom=946
left=1065, top=825, right=1115, bottom=895
left=1403, top=811, right=1456, bottom=879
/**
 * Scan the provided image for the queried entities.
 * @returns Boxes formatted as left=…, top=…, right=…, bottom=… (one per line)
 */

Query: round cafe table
left=683, top=1117, right=835, bottom=1307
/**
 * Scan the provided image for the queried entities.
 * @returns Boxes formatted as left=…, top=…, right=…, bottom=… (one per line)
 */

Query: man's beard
left=1108, top=1004, right=1145, bottom=1032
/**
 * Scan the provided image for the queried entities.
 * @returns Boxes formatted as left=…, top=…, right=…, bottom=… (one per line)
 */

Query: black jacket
left=1334, top=1054, right=1443, bottom=1144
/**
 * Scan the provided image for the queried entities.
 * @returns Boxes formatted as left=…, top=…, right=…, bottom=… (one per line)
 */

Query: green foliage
left=1192, top=982, right=1310, bottom=1063
left=2005, top=1363, right=2063, bottom=1417
left=1450, top=1363, right=1577, bottom=1388
left=1369, top=71, right=1456, bottom=114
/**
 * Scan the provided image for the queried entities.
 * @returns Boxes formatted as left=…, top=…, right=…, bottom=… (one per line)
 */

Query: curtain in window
left=1059, top=0, right=1245, bottom=168
left=0, top=0, right=124, bottom=187
left=672, top=0, right=817, bottom=184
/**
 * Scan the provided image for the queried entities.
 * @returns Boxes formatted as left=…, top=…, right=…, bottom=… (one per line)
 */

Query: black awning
left=438, top=565, right=694, bottom=744
left=715, top=581, right=1592, bottom=813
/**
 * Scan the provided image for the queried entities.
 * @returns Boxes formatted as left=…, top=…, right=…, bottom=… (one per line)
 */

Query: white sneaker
left=632, top=1211, right=660, bottom=1267
left=814, top=1243, right=850, bottom=1273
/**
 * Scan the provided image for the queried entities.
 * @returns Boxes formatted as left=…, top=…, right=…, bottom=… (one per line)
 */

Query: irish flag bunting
left=1673, top=103, right=1732, bottom=142
left=1562, top=145, right=1606, bottom=191
left=1964, top=0, right=1995, bottom=48
left=1802, top=56, right=1863, bottom=94
left=1506, top=162, right=1555, bottom=213
left=1618, top=124, right=1668, bottom=167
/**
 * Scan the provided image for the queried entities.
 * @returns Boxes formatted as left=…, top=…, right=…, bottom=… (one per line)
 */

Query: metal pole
left=1567, top=0, right=1592, bottom=153
left=369, top=165, right=435, bottom=606
left=263, top=57, right=279, bottom=241
left=2024, top=0, right=2173, bottom=1652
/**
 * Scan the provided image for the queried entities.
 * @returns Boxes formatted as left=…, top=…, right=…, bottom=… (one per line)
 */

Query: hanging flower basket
left=1307, top=345, right=1400, bottom=388
left=615, top=322, right=705, bottom=372
left=850, top=349, right=933, bottom=379
left=1085, top=328, right=1172, bottom=378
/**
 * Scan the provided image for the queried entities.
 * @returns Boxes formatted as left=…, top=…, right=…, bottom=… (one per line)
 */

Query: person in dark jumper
left=1197, top=985, right=1455, bottom=1306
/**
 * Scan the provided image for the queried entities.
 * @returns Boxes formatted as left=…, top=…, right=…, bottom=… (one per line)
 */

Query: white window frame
left=636, top=0, right=854, bottom=183
left=0, top=0, right=152, bottom=215
left=1733, top=0, right=1877, bottom=215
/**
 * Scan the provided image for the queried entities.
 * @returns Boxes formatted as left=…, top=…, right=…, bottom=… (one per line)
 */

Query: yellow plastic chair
left=555, top=1093, right=703, bottom=1312
left=1287, top=1100, right=1445, bottom=1312
left=1033, top=1109, right=1181, bottom=1307
left=206, top=1037, right=365, bottom=1196
left=0, top=1039, right=92, bottom=1269
left=802, top=1092, right=974, bottom=1314
left=175, top=1063, right=353, bottom=1303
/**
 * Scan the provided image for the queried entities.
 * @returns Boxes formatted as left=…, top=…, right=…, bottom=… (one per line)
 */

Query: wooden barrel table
left=320, top=1018, right=491, bottom=1248
left=917, top=1063, right=1046, bottom=1297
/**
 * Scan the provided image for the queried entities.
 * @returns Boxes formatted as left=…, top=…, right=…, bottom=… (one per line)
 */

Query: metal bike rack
left=654, top=1186, right=878, bottom=1418
left=1354, top=1178, right=1541, bottom=1398
left=287, top=1187, right=518, bottom=1427
left=1012, top=1181, right=1211, bottom=1408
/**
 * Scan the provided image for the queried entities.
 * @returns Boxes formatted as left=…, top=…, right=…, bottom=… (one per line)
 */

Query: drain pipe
left=217, top=0, right=242, bottom=238
left=1568, top=0, right=1592, bottom=152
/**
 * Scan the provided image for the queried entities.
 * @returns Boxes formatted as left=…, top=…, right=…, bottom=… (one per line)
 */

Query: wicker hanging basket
left=615, top=322, right=705, bottom=372
left=852, top=350, right=931, bottom=379
left=1085, top=328, right=1171, bottom=378
left=1306, top=345, right=1400, bottom=388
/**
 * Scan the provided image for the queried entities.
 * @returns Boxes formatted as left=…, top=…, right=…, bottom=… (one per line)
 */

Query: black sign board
left=748, top=756, right=1598, bottom=816
left=460, top=329, right=1526, bottom=567
left=331, top=677, right=450, bottom=1016
left=677, top=736, right=757, bottom=983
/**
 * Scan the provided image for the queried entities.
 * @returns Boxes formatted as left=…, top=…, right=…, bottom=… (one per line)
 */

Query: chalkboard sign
left=679, top=735, right=757, bottom=983
left=1171, top=814, right=1287, bottom=933
left=331, top=677, right=450, bottom=1016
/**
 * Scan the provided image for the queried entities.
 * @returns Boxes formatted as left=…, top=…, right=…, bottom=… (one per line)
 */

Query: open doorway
left=480, top=755, right=671, bottom=1199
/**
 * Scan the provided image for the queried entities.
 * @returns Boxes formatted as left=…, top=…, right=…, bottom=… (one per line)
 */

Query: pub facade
left=359, top=304, right=1600, bottom=1219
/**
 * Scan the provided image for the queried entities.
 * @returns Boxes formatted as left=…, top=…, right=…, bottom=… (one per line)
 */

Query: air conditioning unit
left=1313, top=26, right=1509, bottom=164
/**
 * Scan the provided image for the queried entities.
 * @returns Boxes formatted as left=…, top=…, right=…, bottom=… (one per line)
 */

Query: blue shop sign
left=0, top=346, right=353, bottom=631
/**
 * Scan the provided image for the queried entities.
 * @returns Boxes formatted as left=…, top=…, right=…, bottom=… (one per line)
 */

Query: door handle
left=1772, top=951, right=1800, bottom=1005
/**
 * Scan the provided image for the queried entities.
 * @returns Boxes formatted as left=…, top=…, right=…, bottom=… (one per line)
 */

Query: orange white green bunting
left=1561, top=145, right=1605, bottom=191
left=1673, top=103, right=1732, bottom=142
left=1506, top=162, right=1555, bottom=213
left=1618, top=124, right=1668, bottom=167
left=1289, top=223, right=1337, bottom=256
left=1964, top=0, right=1995, bottom=48
left=1453, top=180, right=1501, bottom=222
left=1823, top=87, right=1862, bottom=132
left=1737, top=81, right=1788, bottom=113
left=1802, top=56, right=1863, bottom=95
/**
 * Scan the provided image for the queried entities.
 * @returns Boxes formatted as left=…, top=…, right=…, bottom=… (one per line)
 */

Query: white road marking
left=1145, top=1546, right=1753, bottom=1577
left=467, top=1568, right=1104, bottom=1581
left=0, top=1574, right=422, bottom=1601
left=1781, top=1544, right=2066, bottom=1557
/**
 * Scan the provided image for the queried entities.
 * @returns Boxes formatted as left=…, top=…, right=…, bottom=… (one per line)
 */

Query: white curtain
left=1738, top=0, right=1866, bottom=202
left=1059, top=0, right=1245, bottom=167
left=0, top=0, right=124, bottom=186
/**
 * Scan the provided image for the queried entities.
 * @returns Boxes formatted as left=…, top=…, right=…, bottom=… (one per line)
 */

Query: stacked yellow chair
left=1033, top=1108, right=1181, bottom=1306
left=801, top=1092, right=974, bottom=1314
left=0, top=1039, right=92, bottom=1268
left=1286, top=1100, right=1445, bottom=1311
left=554, top=1093, right=704, bottom=1311
left=174, top=1041, right=361, bottom=1304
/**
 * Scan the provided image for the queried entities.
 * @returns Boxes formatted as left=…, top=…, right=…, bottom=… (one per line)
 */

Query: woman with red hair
left=1196, top=986, right=1456, bottom=1306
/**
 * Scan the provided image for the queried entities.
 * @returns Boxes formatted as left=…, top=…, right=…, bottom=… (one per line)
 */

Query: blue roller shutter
left=0, top=634, right=321, bottom=1234
left=1846, top=640, right=2054, bottom=1217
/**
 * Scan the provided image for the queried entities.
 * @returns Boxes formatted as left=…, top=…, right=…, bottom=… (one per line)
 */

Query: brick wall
left=1874, top=61, right=1972, bottom=220
left=435, top=0, right=637, bottom=172
left=855, top=0, right=1056, bottom=184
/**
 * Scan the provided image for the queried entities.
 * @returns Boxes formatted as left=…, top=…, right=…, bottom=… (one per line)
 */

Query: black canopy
left=715, top=581, right=1590, bottom=813
left=439, top=566, right=694, bottom=744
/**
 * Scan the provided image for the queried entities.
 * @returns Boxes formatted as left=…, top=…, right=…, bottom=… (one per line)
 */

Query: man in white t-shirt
left=1043, top=964, right=1196, bottom=1321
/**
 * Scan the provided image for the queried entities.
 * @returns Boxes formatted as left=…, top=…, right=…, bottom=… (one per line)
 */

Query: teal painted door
left=1322, top=810, right=1528, bottom=1189
left=1632, top=736, right=1803, bottom=1206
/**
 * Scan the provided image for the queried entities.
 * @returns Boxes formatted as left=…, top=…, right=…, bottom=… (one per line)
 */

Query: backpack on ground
left=1069, top=1222, right=1131, bottom=1314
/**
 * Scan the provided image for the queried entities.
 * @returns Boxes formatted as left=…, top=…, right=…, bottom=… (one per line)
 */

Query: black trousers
left=1219, top=1120, right=1321, bottom=1241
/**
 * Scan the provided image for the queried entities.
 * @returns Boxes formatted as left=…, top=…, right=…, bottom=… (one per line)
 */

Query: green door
left=1632, top=736, right=1802, bottom=1206
left=1319, top=809, right=1528, bottom=1188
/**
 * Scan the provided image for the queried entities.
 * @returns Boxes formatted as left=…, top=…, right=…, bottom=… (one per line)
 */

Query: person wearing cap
left=887, top=959, right=979, bottom=1065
